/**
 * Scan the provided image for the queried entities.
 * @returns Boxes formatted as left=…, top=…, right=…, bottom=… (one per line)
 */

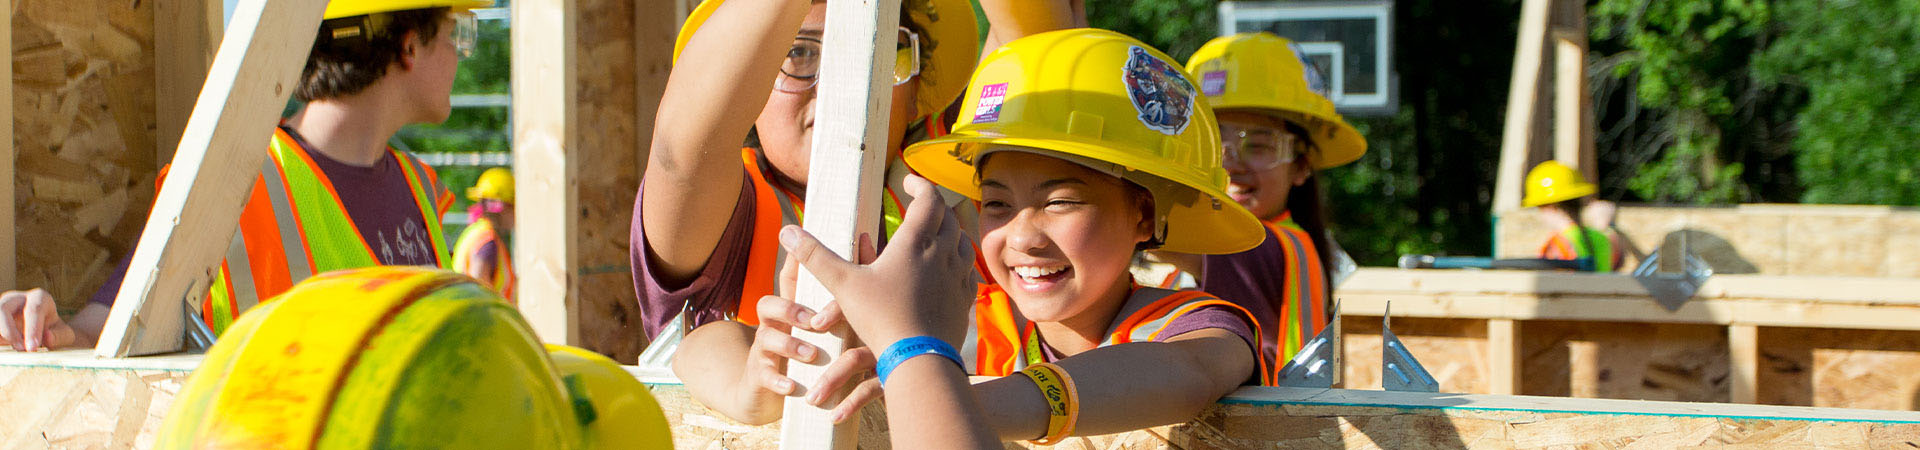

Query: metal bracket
left=1631, top=241, right=1714, bottom=312
left=1276, top=300, right=1342, bottom=388
left=1381, top=302, right=1439, bottom=392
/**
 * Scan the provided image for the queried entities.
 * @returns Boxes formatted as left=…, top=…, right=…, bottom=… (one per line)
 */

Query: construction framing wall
left=1338, top=268, right=1920, bottom=410
left=1496, top=204, right=1920, bottom=278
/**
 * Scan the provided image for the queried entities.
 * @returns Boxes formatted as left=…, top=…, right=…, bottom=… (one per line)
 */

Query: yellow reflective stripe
left=271, top=136, right=377, bottom=272
left=1270, top=224, right=1316, bottom=363
left=208, top=265, right=235, bottom=334
left=223, top=229, right=261, bottom=315
left=259, top=153, right=314, bottom=281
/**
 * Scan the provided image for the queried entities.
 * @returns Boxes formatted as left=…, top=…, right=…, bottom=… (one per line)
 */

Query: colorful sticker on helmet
left=1123, top=46, right=1196, bottom=136
left=1289, top=42, right=1331, bottom=99
left=973, top=83, right=1009, bottom=123
left=1202, top=70, right=1227, bottom=97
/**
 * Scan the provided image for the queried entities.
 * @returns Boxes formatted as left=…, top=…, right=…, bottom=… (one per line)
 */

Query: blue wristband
left=875, top=336, right=965, bottom=387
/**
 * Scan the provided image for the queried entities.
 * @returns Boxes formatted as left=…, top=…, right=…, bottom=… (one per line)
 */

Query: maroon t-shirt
left=93, top=127, right=440, bottom=306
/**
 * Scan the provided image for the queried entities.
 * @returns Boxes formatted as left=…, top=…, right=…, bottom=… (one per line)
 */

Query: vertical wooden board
left=1488, top=319, right=1519, bottom=395
left=1552, top=36, right=1591, bottom=182
left=1759, top=327, right=1920, bottom=411
left=573, top=0, right=643, bottom=362
left=97, top=0, right=327, bottom=357
left=12, top=0, right=159, bottom=311
left=1492, top=0, right=1553, bottom=215
left=2, top=1, right=13, bottom=292
left=1729, top=324, right=1758, bottom=404
left=512, top=0, right=581, bottom=346
left=1519, top=321, right=1729, bottom=403
left=1342, top=317, right=1489, bottom=394
left=619, top=0, right=678, bottom=360
left=155, top=0, right=222, bottom=164
left=779, top=0, right=902, bottom=447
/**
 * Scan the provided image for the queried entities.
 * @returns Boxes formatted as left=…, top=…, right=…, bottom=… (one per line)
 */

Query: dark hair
left=1283, top=122, right=1337, bottom=292
left=296, top=8, right=449, bottom=101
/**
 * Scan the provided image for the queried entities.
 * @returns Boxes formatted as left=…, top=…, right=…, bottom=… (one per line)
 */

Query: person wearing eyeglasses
left=0, top=0, right=485, bottom=351
left=1126, top=33, right=1369, bottom=381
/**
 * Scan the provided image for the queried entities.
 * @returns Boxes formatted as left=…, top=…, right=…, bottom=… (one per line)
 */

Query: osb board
left=12, top=0, right=159, bottom=311
left=573, top=0, right=647, bottom=364
left=0, top=366, right=186, bottom=448
left=645, top=382, right=1920, bottom=449
left=1342, top=317, right=1490, bottom=394
left=1519, top=320, right=1729, bottom=403
left=1495, top=204, right=1920, bottom=278
left=1759, top=328, right=1920, bottom=411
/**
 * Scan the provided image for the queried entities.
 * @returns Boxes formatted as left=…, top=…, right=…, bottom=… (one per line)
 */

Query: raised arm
left=976, top=0, right=1084, bottom=56
left=642, top=0, right=811, bottom=284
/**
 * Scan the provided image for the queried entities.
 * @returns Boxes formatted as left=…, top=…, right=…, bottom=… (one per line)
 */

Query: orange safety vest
left=453, top=218, right=516, bottom=302
left=1140, top=212, right=1327, bottom=386
left=735, top=148, right=906, bottom=325
left=963, top=284, right=1271, bottom=385
left=1539, top=225, right=1619, bottom=272
left=196, top=128, right=453, bottom=334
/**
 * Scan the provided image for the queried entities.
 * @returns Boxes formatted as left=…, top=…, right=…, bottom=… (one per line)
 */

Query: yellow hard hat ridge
left=468, top=167, right=516, bottom=203
left=324, top=0, right=494, bottom=20
left=1187, top=32, right=1367, bottom=169
left=904, top=28, right=1265, bottom=255
left=672, top=0, right=980, bottom=120
left=1523, top=160, right=1598, bottom=208
left=156, top=267, right=671, bottom=449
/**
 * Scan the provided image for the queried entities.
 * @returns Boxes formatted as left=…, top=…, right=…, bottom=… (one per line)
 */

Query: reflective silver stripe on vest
left=962, top=301, right=980, bottom=371
left=394, top=153, right=448, bottom=266
left=1098, top=288, right=1178, bottom=345
left=223, top=230, right=261, bottom=312
left=259, top=156, right=314, bottom=282
left=1273, top=227, right=1317, bottom=340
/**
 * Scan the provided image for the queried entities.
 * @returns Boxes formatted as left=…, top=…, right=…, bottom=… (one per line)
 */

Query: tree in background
left=1755, top=0, right=1920, bottom=205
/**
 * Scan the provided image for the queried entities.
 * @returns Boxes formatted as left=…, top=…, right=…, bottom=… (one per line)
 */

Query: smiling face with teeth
left=977, top=151, right=1156, bottom=326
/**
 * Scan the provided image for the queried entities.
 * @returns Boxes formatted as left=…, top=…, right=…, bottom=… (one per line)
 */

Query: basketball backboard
left=1219, top=1, right=1397, bottom=116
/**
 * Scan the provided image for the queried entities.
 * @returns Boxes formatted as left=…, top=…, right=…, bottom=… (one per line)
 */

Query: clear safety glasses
left=775, top=27, right=921, bottom=93
left=1220, top=124, right=1303, bottom=171
left=451, top=11, right=479, bottom=59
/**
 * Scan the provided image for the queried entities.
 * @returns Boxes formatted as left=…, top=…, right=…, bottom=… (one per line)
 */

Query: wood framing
left=1729, top=324, right=1758, bottom=404
left=512, top=0, right=582, bottom=346
left=1488, top=319, right=1520, bottom=395
left=1495, top=0, right=1595, bottom=214
left=2, top=10, right=13, bottom=291
left=1554, top=33, right=1595, bottom=182
left=1493, top=0, right=1552, bottom=214
left=96, top=0, right=327, bottom=358
left=155, top=0, right=224, bottom=163
left=778, top=0, right=903, bottom=447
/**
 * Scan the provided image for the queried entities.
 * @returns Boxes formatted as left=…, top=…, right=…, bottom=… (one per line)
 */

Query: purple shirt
left=629, top=172, right=759, bottom=339
left=1200, top=225, right=1322, bottom=365
left=93, top=127, right=441, bottom=306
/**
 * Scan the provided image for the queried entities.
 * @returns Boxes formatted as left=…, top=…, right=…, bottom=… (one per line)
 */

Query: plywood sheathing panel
left=1342, top=317, right=1490, bottom=394
left=1759, top=328, right=1920, bottom=411
left=12, top=0, right=158, bottom=311
left=0, top=366, right=186, bottom=448
left=1518, top=320, right=1729, bottom=403
left=1496, top=204, right=1920, bottom=278
left=574, top=0, right=646, bottom=363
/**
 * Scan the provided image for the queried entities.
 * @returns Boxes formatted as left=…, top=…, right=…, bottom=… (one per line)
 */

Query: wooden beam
left=778, top=0, right=902, bottom=447
left=1493, top=0, right=1554, bottom=214
left=155, top=0, right=224, bottom=163
left=511, top=0, right=582, bottom=346
left=1553, top=33, right=1596, bottom=183
left=2, top=7, right=13, bottom=291
left=95, top=0, right=326, bottom=358
left=1488, top=319, right=1519, bottom=395
left=1728, top=324, right=1758, bottom=404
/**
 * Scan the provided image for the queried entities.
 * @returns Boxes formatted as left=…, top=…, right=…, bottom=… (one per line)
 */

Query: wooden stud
left=1554, top=34, right=1595, bottom=183
left=1, top=5, right=13, bottom=291
left=778, top=0, right=902, bottom=447
left=95, top=0, right=328, bottom=358
left=1493, top=0, right=1554, bottom=214
left=155, top=0, right=224, bottom=163
left=511, top=0, right=582, bottom=346
left=1729, top=324, right=1759, bottom=404
left=1488, top=319, right=1520, bottom=395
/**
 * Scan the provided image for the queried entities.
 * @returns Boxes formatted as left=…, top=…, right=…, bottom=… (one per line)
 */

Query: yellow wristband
left=1020, top=362, right=1078, bottom=444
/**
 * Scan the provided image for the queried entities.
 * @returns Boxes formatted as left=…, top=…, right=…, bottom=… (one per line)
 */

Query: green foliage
left=1083, top=0, right=1217, bottom=59
left=1755, top=0, right=1920, bottom=205
left=397, top=19, right=513, bottom=211
left=1591, top=0, right=1772, bottom=204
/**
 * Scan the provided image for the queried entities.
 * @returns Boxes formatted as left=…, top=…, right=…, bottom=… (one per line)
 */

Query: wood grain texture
left=1495, top=204, right=1920, bottom=278
left=0, top=363, right=188, bottom=448
left=97, top=0, right=328, bottom=357
left=512, top=0, right=581, bottom=346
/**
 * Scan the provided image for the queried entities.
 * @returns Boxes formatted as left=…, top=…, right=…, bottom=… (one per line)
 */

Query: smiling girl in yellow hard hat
left=879, top=28, right=1264, bottom=441
left=1525, top=160, right=1623, bottom=272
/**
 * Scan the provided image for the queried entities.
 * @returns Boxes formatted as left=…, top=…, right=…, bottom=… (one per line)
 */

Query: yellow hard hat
left=157, top=267, right=671, bottom=449
left=547, top=345, right=675, bottom=449
left=1186, top=33, right=1366, bottom=169
left=672, top=0, right=979, bottom=120
left=324, top=0, right=493, bottom=20
left=904, top=29, right=1263, bottom=255
left=1522, top=160, right=1598, bottom=207
left=468, top=167, right=515, bottom=203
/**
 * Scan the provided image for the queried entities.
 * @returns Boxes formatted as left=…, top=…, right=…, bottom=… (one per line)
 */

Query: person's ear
left=1290, top=156, right=1313, bottom=187
left=397, top=30, right=421, bottom=71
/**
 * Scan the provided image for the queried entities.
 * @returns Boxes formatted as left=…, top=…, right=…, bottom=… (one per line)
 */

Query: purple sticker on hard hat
left=1202, top=70, right=1227, bottom=97
left=1123, top=46, right=1196, bottom=136
left=973, top=83, right=1009, bottom=123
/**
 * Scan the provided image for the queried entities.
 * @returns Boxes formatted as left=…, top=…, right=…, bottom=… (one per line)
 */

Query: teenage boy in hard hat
left=455, top=167, right=517, bottom=302
left=1129, top=32, right=1366, bottom=378
left=0, top=0, right=486, bottom=351
left=1525, top=160, right=1623, bottom=272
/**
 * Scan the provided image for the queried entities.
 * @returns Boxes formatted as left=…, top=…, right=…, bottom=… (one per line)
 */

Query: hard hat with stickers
left=1187, top=32, right=1367, bottom=169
